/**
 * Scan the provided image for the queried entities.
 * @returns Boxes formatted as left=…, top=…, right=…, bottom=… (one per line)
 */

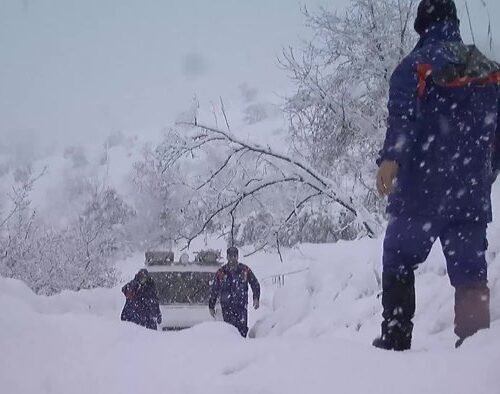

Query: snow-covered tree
left=131, top=1, right=422, bottom=249
left=132, top=121, right=380, bottom=255
left=68, top=183, right=135, bottom=290
left=0, top=167, right=134, bottom=294
left=0, top=167, right=44, bottom=287
left=282, top=0, right=418, bottom=213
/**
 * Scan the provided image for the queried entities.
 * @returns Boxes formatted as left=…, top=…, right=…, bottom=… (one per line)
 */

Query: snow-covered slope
left=1, top=298, right=499, bottom=394
left=1, top=184, right=499, bottom=394
left=1, top=254, right=499, bottom=394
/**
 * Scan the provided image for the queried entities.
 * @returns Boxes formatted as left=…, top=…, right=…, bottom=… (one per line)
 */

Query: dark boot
left=373, top=268, right=415, bottom=351
left=454, top=283, right=490, bottom=348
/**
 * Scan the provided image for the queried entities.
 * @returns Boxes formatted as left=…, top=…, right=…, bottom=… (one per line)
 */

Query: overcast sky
left=0, top=0, right=498, bottom=151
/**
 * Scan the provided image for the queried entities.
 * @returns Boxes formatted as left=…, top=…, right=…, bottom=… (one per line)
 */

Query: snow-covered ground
left=2, top=2, right=500, bottom=393
left=1, top=184, right=500, bottom=394
left=1, top=299, right=498, bottom=394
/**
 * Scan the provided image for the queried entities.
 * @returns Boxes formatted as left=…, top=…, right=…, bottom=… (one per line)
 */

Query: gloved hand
left=253, top=298, right=260, bottom=310
left=157, top=315, right=162, bottom=325
left=209, top=308, right=216, bottom=318
left=376, top=160, right=399, bottom=196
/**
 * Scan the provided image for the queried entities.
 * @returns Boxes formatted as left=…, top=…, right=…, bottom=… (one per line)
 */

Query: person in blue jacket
left=121, top=269, right=162, bottom=330
left=208, top=247, right=260, bottom=337
left=374, top=0, right=500, bottom=350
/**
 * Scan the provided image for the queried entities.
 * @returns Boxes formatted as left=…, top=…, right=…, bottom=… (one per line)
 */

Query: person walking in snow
left=208, top=247, right=260, bottom=337
left=121, top=269, right=162, bottom=330
left=374, top=0, right=500, bottom=350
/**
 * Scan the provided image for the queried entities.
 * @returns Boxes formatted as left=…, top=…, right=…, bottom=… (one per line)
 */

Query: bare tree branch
left=220, top=96, right=231, bottom=132
left=196, top=147, right=247, bottom=191
left=182, top=176, right=306, bottom=249
left=178, top=122, right=379, bottom=238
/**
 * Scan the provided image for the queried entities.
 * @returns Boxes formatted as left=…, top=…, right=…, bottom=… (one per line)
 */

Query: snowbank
left=0, top=277, right=499, bottom=394
left=252, top=183, right=500, bottom=343
left=0, top=276, right=122, bottom=319
left=1, top=236, right=499, bottom=394
left=1, top=189, right=500, bottom=394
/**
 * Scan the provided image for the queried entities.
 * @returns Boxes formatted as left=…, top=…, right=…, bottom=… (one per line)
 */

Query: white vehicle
left=146, top=251, right=222, bottom=330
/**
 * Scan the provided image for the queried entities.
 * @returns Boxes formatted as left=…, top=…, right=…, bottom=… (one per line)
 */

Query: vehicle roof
left=147, top=264, right=220, bottom=273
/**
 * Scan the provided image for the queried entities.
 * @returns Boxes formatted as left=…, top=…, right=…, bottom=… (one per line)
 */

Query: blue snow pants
left=383, top=217, right=488, bottom=287
left=221, top=304, right=248, bottom=337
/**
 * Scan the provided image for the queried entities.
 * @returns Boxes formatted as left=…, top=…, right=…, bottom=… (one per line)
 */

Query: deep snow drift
left=1, top=183, right=500, bottom=394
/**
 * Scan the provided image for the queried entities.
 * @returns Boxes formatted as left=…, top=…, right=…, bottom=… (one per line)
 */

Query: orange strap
left=417, top=63, right=500, bottom=97
left=417, top=64, right=433, bottom=98
left=441, top=71, right=500, bottom=88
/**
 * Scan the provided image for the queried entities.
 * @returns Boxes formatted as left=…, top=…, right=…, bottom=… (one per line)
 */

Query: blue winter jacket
left=208, top=263, right=260, bottom=311
left=121, top=277, right=161, bottom=329
left=379, top=20, right=500, bottom=222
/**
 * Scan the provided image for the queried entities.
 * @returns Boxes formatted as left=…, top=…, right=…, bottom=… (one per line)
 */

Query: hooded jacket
left=379, top=20, right=500, bottom=222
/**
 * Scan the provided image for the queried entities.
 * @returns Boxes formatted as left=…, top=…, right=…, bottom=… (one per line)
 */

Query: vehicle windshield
left=149, top=271, right=214, bottom=304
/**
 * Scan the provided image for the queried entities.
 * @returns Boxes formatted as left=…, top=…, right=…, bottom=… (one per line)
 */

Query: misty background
left=1, top=0, right=335, bottom=152
left=1, top=0, right=497, bottom=153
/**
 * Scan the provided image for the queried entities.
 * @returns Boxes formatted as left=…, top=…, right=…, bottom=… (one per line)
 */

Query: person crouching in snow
left=208, top=247, right=260, bottom=337
left=121, top=269, right=162, bottom=330
left=374, top=0, right=500, bottom=350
